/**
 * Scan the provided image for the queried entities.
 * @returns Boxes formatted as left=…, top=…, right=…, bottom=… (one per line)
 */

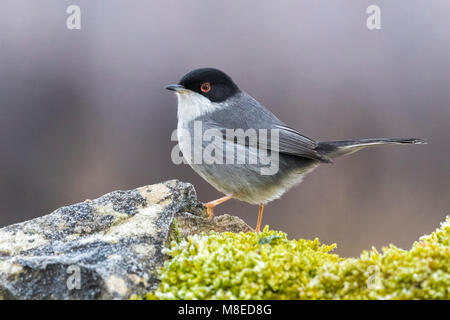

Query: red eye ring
left=200, top=82, right=211, bottom=93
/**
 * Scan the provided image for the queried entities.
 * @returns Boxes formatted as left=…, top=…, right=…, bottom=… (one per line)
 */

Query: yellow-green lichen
left=144, top=217, right=450, bottom=300
left=168, top=217, right=182, bottom=244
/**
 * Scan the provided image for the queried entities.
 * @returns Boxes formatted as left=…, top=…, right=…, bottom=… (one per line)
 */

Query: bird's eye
left=200, top=82, right=211, bottom=93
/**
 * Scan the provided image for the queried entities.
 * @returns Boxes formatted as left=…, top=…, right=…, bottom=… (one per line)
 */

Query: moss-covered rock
left=149, top=217, right=450, bottom=300
left=2, top=178, right=447, bottom=300
left=0, top=180, right=252, bottom=300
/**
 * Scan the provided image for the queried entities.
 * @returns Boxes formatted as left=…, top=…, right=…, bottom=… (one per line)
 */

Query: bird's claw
left=205, top=205, right=215, bottom=219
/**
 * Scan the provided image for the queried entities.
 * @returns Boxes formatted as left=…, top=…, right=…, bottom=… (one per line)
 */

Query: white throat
left=176, top=90, right=225, bottom=122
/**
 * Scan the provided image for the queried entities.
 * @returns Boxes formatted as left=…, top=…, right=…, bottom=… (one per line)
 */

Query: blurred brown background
left=0, top=0, right=448, bottom=256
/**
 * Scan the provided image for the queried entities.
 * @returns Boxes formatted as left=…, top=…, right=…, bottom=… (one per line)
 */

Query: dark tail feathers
left=316, top=138, right=427, bottom=159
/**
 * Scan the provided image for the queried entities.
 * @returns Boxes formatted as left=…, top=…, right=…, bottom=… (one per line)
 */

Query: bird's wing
left=201, top=119, right=332, bottom=163
left=273, top=125, right=332, bottom=163
left=197, top=92, right=332, bottom=163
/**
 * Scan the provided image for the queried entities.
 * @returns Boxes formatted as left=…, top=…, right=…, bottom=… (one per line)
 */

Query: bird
left=166, top=67, right=426, bottom=232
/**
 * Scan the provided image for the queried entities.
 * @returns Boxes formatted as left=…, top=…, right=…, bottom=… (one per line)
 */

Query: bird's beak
left=165, top=84, right=185, bottom=92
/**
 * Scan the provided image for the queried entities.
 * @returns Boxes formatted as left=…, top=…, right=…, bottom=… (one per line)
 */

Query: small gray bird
left=166, top=68, right=426, bottom=232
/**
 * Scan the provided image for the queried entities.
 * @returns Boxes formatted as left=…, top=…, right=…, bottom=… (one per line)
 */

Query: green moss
left=130, top=293, right=158, bottom=300
left=167, top=217, right=182, bottom=245
left=146, top=217, right=450, bottom=300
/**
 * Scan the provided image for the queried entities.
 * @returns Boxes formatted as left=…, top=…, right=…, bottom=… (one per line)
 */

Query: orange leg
left=204, top=195, right=233, bottom=219
left=255, top=203, right=264, bottom=233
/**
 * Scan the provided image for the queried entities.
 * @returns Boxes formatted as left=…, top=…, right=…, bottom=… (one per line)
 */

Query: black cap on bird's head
left=165, top=68, right=240, bottom=103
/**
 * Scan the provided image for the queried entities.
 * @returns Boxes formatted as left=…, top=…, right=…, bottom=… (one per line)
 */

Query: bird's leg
left=204, top=195, right=233, bottom=219
left=255, top=203, right=264, bottom=233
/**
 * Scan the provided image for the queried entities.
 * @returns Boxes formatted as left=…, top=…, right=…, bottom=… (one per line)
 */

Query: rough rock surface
left=0, top=180, right=252, bottom=299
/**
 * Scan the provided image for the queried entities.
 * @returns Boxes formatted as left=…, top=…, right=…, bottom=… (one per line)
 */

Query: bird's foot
left=205, top=204, right=215, bottom=219
left=203, top=195, right=234, bottom=220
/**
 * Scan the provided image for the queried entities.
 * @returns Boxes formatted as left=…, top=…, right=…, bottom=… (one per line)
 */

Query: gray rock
left=0, top=180, right=252, bottom=299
